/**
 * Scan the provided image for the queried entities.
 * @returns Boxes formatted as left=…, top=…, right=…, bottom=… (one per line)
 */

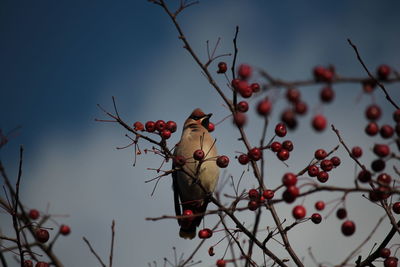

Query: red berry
left=35, top=229, right=50, bottom=243
left=393, top=109, right=400, bottom=122
left=250, top=83, right=260, bottom=92
left=236, top=80, right=248, bottom=93
left=183, top=209, right=194, bottom=217
left=341, top=220, right=356, bottom=236
left=216, top=259, right=226, bottom=267
left=384, top=257, right=398, bottom=267
left=248, top=200, right=259, bottom=211
left=282, top=140, right=293, bottom=151
left=313, top=66, right=326, bottom=81
left=238, top=64, right=252, bottom=80
left=320, top=159, right=333, bottom=172
left=145, top=121, right=156, bottom=132
left=369, top=189, right=380, bottom=202
left=282, top=172, right=297, bottom=187
left=173, top=155, right=186, bottom=167
left=270, top=141, right=282, bottom=152
left=257, top=99, right=272, bottom=116
left=375, top=186, right=391, bottom=201
left=238, top=154, right=249, bottom=165
left=357, top=170, right=371, bottom=183
left=231, top=78, right=240, bottom=89
left=315, top=201, right=325, bottom=211
left=373, top=144, right=390, bottom=158
left=216, top=155, right=229, bottom=168
left=133, top=121, right=144, bottom=131
left=282, top=186, right=299, bottom=203
left=365, top=104, right=381, bottom=121
left=377, top=173, right=392, bottom=185
left=263, top=189, right=274, bottom=200
left=371, top=159, right=385, bottom=172
left=277, top=149, right=290, bottom=161
left=331, top=156, right=341, bottom=166
left=380, top=248, right=391, bottom=258
left=311, top=213, right=322, bottom=224
left=248, top=147, right=262, bottom=161
left=336, top=208, right=347, bottom=220
left=281, top=109, right=298, bottom=129
left=320, top=86, right=335, bottom=103
left=198, top=228, right=213, bottom=239
left=323, top=69, right=334, bottom=82
left=193, top=149, right=205, bottom=161
left=294, top=101, right=308, bottom=115
left=29, top=209, right=40, bottom=220
left=155, top=120, right=166, bottom=132
left=35, top=262, right=50, bottom=267
left=207, top=122, right=215, bottom=132
left=392, top=202, right=400, bottom=214
left=380, top=125, right=394, bottom=139
left=24, top=260, right=33, bottom=267
left=314, top=149, right=327, bottom=160
left=351, top=146, right=362, bottom=158
left=238, top=84, right=253, bottom=98
left=317, top=171, right=329, bottom=183
left=362, top=79, right=376, bottom=93
left=313, top=66, right=333, bottom=82
left=59, top=225, right=71, bottom=236
left=237, top=101, right=249, bottom=112
left=286, top=88, right=301, bottom=103
left=248, top=189, right=259, bottom=200
left=275, top=123, right=287, bottom=137
left=181, top=209, right=194, bottom=226
left=161, top=129, right=171, bottom=139
left=312, top=114, right=327, bottom=132
left=292, top=205, right=306, bottom=219
left=166, top=121, right=177, bottom=133
left=377, top=64, right=391, bottom=80
left=365, top=122, right=379, bottom=136
left=233, top=112, right=247, bottom=127
left=308, top=165, right=319, bottom=177
left=217, top=62, right=227, bottom=74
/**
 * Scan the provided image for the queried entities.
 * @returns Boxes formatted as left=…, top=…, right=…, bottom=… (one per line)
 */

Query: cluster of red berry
left=134, top=120, right=178, bottom=140
left=23, top=209, right=71, bottom=266
left=246, top=188, right=274, bottom=211
left=308, top=148, right=341, bottom=183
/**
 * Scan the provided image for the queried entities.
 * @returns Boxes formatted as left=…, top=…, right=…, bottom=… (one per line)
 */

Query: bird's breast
left=175, top=129, right=220, bottom=201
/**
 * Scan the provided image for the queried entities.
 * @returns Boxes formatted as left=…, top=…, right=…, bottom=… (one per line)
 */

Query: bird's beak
left=206, top=113, right=213, bottom=119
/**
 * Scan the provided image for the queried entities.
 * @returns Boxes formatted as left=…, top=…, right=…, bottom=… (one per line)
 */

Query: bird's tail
left=178, top=200, right=208, bottom=239
left=179, top=226, right=196, bottom=239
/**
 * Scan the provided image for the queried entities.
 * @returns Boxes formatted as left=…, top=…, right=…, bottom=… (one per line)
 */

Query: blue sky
left=1, top=1, right=400, bottom=266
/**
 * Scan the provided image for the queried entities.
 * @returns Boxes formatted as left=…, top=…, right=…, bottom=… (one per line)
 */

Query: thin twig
left=347, top=38, right=399, bottom=110
left=12, top=146, right=24, bottom=266
left=109, top=220, right=115, bottom=267
left=231, top=26, right=239, bottom=108
left=82, top=237, right=107, bottom=267
left=331, top=125, right=366, bottom=171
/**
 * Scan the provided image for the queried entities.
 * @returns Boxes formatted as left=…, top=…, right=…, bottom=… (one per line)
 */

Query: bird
left=172, top=108, right=220, bottom=239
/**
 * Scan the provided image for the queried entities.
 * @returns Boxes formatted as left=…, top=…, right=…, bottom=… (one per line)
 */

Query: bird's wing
left=172, top=155, right=182, bottom=224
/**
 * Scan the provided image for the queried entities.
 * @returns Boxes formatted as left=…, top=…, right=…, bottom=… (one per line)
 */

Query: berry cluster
left=246, top=188, right=274, bottom=211
left=307, top=149, right=340, bottom=183
left=133, top=120, right=178, bottom=140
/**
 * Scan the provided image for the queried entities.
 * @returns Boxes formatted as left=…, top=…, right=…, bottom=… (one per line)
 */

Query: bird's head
left=184, top=108, right=212, bottom=130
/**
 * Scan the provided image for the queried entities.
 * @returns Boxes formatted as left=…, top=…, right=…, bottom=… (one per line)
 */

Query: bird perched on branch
left=172, top=108, right=220, bottom=239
